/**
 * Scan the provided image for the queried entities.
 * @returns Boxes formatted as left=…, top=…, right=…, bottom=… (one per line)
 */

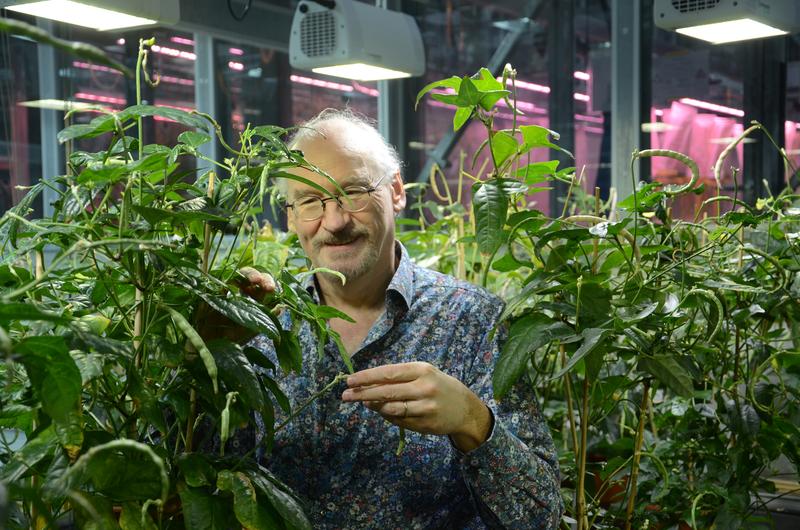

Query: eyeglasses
left=285, top=174, right=388, bottom=221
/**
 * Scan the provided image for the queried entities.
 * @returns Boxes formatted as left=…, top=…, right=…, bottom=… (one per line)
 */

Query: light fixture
left=0, top=0, right=178, bottom=31
left=288, top=0, right=425, bottom=82
left=18, top=98, right=97, bottom=111
left=654, top=0, right=799, bottom=44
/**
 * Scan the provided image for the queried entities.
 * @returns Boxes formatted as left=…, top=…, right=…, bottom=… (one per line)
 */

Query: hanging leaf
left=638, top=355, right=693, bottom=397
left=553, top=327, right=611, bottom=379
left=14, top=336, right=83, bottom=450
left=176, top=453, right=217, bottom=488
left=472, top=181, right=508, bottom=255
left=249, top=468, right=313, bottom=530
left=199, top=293, right=279, bottom=339
left=178, top=482, right=240, bottom=530
left=217, top=470, right=282, bottom=530
left=494, top=315, right=573, bottom=399
left=209, top=340, right=268, bottom=414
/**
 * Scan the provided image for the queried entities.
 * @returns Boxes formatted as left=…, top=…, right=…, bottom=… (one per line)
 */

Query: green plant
left=417, top=65, right=800, bottom=529
left=0, top=37, right=349, bottom=529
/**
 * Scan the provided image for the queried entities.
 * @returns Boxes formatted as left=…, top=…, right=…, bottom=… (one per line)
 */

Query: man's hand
left=198, top=267, right=277, bottom=343
left=341, top=362, right=492, bottom=453
left=237, top=266, right=277, bottom=302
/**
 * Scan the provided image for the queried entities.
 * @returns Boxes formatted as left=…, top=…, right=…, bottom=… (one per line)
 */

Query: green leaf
left=179, top=131, right=212, bottom=149
left=119, top=104, right=207, bottom=130
left=456, top=76, right=482, bottom=107
left=249, top=468, right=312, bottom=530
left=453, top=107, right=472, bottom=131
left=119, top=502, right=158, bottom=530
left=0, top=426, right=56, bottom=483
left=0, top=302, right=69, bottom=324
left=3, top=182, right=44, bottom=247
left=81, top=445, right=166, bottom=502
left=415, top=75, right=461, bottom=109
left=262, top=375, right=291, bottom=414
left=519, top=125, right=571, bottom=158
left=515, top=160, right=560, bottom=184
left=14, top=336, right=83, bottom=449
left=472, top=181, right=509, bottom=255
left=553, top=328, right=611, bottom=379
left=209, top=340, right=268, bottom=414
left=637, top=355, right=693, bottom=397
left=490, top=131, right=518, bottom=168
left=176, top=453, right=217, bottom=488
left=178, top=482, right=240, bottom=530
left=200, top=293, right=279, bottom=338
left=57, top=113, right=119, bottom=143
left=494, top=315, right=573, bottom=399
left=217, top=470, right=282, bottom=530
left=474, top=68, right=503, bottom=91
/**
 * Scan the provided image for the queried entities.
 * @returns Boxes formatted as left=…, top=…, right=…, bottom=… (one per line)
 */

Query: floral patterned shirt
left=250, top=243, right=562, bottom=529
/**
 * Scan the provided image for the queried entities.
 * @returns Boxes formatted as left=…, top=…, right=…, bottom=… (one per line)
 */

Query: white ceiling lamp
left=18, top=98, right=98, bottom=111
left=0, top=0, right=179, bottom=31
left=289, top=0, right=425, bottom=82
left=654, top=0, right=799, bottom=44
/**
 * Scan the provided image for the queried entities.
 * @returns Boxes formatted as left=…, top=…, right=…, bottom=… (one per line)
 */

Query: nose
left=320, top=199, right=351, bottom=233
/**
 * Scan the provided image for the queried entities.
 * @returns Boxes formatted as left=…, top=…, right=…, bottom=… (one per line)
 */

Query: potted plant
left=415, top=64, right=800, bottom=529
left=0, top=34, right=350, bottom=529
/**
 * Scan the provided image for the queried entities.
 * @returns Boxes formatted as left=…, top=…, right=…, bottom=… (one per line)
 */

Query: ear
left=389, top=171, right=406, bottom=214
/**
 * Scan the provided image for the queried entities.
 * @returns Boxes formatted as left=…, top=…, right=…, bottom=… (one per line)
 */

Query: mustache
left=313, top=228, right=368, bottom=249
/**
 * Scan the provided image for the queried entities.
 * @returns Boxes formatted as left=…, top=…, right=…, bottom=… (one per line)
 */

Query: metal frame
left=611, top=0, right=641, bottom=202
left=547, top=0, right=575, bottom=214
left=36, top=19, right=60, bottom=218
left=743, top=37, right=787, bottom=203
left=193, top=32, right=218, bottom=171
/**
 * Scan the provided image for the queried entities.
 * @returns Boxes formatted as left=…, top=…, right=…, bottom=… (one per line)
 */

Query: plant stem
left=577, top=373, right=590, bottom=530
left=624, top=379, right=650, bottom=530
left=276, top=373, right=348, bottom=432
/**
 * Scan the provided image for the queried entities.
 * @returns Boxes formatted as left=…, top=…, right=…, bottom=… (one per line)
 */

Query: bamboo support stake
left=624, top=380, right=651, bottom=530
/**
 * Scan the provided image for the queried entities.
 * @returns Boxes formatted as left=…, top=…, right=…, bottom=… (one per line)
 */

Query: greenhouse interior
left=0, top=0, right=799, bottom=528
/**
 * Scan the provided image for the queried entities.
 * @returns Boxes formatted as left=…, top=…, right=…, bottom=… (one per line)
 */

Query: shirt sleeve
left=454, top=298, right=564, bottom=529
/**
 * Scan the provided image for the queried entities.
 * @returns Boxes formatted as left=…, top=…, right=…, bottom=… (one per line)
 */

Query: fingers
left=364, top=399, right=420, bottom=419
left=341, top=381, right=421, bottom=403
left=346, top=361, right=435, bottom=388
left=237, top=267, right=276, bottom=299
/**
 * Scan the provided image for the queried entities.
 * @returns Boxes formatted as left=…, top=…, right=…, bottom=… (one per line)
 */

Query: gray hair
left=277, top=108, right=401, bottom=196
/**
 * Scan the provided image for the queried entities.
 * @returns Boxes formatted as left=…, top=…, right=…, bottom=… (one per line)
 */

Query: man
left=247, top=108, right=562, bottom=528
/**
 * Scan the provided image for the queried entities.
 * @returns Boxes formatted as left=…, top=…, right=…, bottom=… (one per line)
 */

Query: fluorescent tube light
left=5, top=1, right=156, bottom=30
left=18, top=98, right=97, bottom=111
left=676, top=18, right=786, bottom=44
left=311, top=64, right=411, bottom=82
left=710, top=137, right=757, bottom=145
left=641, top=122, right=675, bottom=133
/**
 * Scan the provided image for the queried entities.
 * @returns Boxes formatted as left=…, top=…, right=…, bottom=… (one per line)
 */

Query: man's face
left=285, top=131, right=406, bottom=283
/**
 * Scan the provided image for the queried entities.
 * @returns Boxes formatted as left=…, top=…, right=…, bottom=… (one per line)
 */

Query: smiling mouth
left=324, top=237, right=360, bottom=247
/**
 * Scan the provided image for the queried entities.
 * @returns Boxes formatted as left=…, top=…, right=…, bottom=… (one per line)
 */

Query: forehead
left=286, top=136, right=372, bottom=198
